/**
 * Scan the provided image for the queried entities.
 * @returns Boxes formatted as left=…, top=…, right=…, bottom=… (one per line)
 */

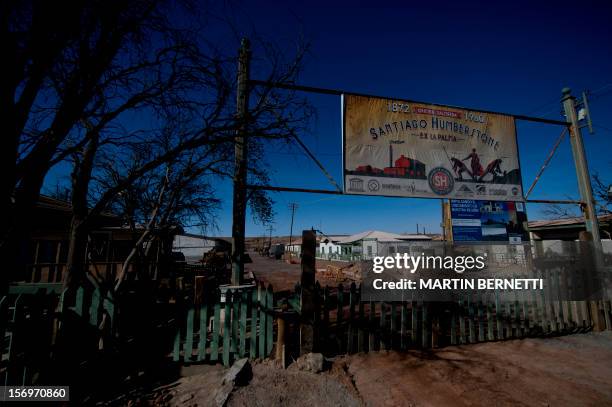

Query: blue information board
left=451, top=200, right=527, bottom=242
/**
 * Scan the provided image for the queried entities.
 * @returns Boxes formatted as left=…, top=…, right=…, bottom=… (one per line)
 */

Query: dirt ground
left=137, top=332, right=612, bottom=407
left=339, top=331, right=612, bottom=406
left=246, top=251, right=357, bottom=292
left=227, top=361, right=361, bottom=407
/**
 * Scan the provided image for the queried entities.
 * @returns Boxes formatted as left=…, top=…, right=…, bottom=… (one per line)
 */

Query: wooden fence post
left=210, top=295, right=221, bottom=361
left=299, top=230, right=317, bottom=354
left=348, top=283, right=356, bottom=353
left=266, top=285, right=274, bottom=356
left=250, top=287, right=258, bottom=359
left=276, top=313, right=286, bottom=367
left=223, top=290, right=232, bottom=366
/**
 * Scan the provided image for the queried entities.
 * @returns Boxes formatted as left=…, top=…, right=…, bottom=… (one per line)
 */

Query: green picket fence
left=0, top=283, right=116, bottom=386
left=295, top=281, right=612, bottom=355
left=173, top=283, right=275, bottom=367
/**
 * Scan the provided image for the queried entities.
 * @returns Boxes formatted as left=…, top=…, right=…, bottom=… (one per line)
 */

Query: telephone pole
left=231, top=38, right=251, bottom=285
left=288, top=203, right=299, bottom=247
left=267, top=224, right=274, bottom=250
left=561, top=88, right=602, bottom=251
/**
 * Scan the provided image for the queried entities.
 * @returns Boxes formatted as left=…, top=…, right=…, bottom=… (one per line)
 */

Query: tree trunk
left=63, top=217, right=88, bottom=290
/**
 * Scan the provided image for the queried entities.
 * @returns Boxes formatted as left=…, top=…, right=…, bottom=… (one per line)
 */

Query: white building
left=318, top=230, right=432, bottom=261
left=318, top=235, right=347, bottom=258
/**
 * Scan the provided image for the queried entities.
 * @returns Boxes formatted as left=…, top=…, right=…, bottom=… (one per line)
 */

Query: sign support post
left=561, top=88, right=602, bottom=252
left=231, top=38, right=251, bottom=285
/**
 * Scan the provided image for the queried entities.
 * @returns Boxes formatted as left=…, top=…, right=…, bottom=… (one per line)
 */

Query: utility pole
left=288, top=203, right=298, bottom=247
left=267, top=224, right=274, bottom=251
left=561, top=88, right=602, bottom=252
left=231, top=38, right=251, bottom=286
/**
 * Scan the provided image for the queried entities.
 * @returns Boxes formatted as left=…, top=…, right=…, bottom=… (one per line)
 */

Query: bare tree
left=542, top=171, right=611, bottom=219
left=3, top=0, right=314, bottom=292
left=2, top=0, right=218, bottom=289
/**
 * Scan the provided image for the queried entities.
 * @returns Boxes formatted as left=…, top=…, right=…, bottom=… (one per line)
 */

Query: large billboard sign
left=451, top=199, right=528, bottom=243
left=342, top=94, right=524, bottom=200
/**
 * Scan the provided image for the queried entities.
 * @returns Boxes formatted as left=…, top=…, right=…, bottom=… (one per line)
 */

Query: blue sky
left=44, top=0, right=612, bottom=237
left=213, top=0, right=612, bottom=238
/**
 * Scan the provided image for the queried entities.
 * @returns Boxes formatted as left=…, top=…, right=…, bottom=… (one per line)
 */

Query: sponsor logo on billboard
left=348, top=178, right=364, bottom=192
left=381, top=183, right=401, bottom=190
left=428, top=167, right=454, bottom=195
left=489, top=188, right=508, bottom=196
left=367, top=180, right=380, bottom=192
left=457, top=185, right=474, bottom=195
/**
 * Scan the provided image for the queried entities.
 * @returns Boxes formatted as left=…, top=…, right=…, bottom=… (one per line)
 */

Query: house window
left=367, top=246, right=372, bottom=256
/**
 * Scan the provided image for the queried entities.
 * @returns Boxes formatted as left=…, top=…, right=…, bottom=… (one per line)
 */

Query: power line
left=288, top=203, right=298, bottom=247
left=594, top=124, right=612, bottom=133
left=523, top=82, right=612, bottom=117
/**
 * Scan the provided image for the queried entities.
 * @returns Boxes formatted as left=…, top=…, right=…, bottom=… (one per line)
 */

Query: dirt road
left=139, top=332, right=612, bottom=406
left=339, top=331, right=612, bottom=406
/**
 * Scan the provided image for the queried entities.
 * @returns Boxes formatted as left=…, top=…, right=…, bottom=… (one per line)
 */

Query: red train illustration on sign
left=348, top=145, right=427, bottom=179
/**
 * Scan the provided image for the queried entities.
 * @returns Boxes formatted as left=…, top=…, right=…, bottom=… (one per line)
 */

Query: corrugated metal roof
left=528, top=214, right=612, bottom=229
left=338, top=230, right=432, bottom=244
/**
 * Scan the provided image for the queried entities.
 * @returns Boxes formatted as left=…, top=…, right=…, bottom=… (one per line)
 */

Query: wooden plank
left=478, top=293, right=485, bottom=342
left=210, top=300, right=221, bottom=361
left=495, top=289, right=503, bottom=340
left=266, top=285, right=274, bottom=356
left=337, top=284, right=344, bottom=353
left=603, top=301, right=612, bottom=331
left=75, top=286, right=84, bottom=317
left=540, top=270, right=548, bottom=332
left=232, top=292, right=239, bottom=354
left=505, top=296, right=513, bottom=339
left=379, top=302, right=386, bottom=351
left=561, top=270, right=572, bottom=329
left=348, top=283, right=356, bottom=353
left=0, top=295, right=9, bottom=354
left=368, top=300, right=376, bottom=352
left=358, top=290, right=365, bottom=352
left=554, top=270, right=565, bottom=331
left=258, top=284, right=267, bottom=358
left=89, top=288, right=100, bottom=327
left=459, top=298, right=467, bottom=344
left=239, top=291, right=248, bottom=358
left=103, top=294, right=115, bottom=333
left=173, top=325, right=182, bottom=362
left=546, top=270, right=557, bottom=333
left=411, top=301, right=418, bottom=345
left=513, top=289, right=521, bottom=337
left=400, top=302, right=407, bottom=350
left=390, top=301, right=397, bottom=349
left=250, top=287, right=258, bottom=358
left=0, top=296, right=8, bottom=354
left=486, top=293, right=493, bottom=341
left=450, top=302, right=457, bottom=345
left=223, top=290, right=232, bottom=367
left=322, top=286, right=330, bottom=352
left=468, top=295, right=476, bottom=343
left=421, top=302, right=429, bottom=349
left=184, top=306, right=195, bottom=363
left=7, top=295, right=25, bottom=385
left=198, top=302, right=209, bottom=361
left=529, top=280, right=541, bottom=333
